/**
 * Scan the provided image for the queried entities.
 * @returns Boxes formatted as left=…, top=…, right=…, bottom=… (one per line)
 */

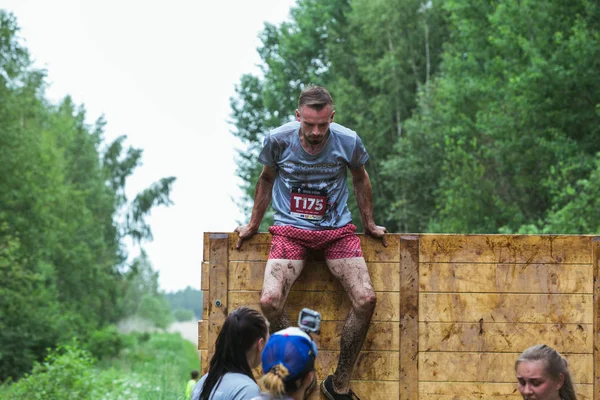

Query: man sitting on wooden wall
left=235, top=85, right=387, bottom=400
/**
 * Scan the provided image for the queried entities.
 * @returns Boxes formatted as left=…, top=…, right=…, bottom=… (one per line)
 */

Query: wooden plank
left=229, top=232, right=402, bottom=262
left=229, top=261, right=400, bottom=292
left=203, top=319, right=395, bottom=352
left=420, top=235, right=592, bottom=264
left=229, top=291, right=400, bottom=322
left=200, top=349, right=208, bottom=375
left=420, top=293, right=593, bottom=323
left=419, top=382, right=521, bottom=399
left=593, top=237, right=600, bottom=400
left=198, top=320, right=208, bottom=350
left=420, top=263, right=592, bottom=293
left=400, top=235, right=419, bottom=400
left=208, top=234, right=229, bottom=354
left=420, top=382, right=594, bottom=399
left=419, top=352, right=592, bottom=383
left=306, top=380, right=399, bottom=399
left=359, top=234, right=401, bottom=262
left=201, top=261, right=209, bottom=291
left=316, top=321, right=399, bottom=351
left=202, top=290, right=208, bottom=320
left=317, top=350, right=399, bottom=381
left=419, top=322, right=593, bottom=353
left=229, top=233, right=272, bottom=261
left=203, top=232, right=209, bottom=261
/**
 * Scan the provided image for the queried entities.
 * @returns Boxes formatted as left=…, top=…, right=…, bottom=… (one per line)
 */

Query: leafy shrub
left=2, top=344, right=96, bottom=399
left=86, top=325, right=123, bottom=360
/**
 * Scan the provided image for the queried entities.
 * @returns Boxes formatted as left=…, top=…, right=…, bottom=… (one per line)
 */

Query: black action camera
left=298, top=308, right=321, bottom=334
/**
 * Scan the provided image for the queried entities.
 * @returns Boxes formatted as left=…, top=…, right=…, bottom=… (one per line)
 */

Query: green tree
left=0, top=10, right=177, bottom=380
left=382, top=0, right=600, bottom=233
left=165, top=286, right=204, bottom=320
left=230, top=0, right=449, bottom=231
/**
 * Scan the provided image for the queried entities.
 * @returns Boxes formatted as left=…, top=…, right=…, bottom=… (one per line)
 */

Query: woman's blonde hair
left=260, top=364, right=290, bottom=396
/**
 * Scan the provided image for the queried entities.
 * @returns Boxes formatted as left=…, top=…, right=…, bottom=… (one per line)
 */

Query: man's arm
left=234, top=165, right=276, bottom=249
left=350, top=165, right=387, bottom=247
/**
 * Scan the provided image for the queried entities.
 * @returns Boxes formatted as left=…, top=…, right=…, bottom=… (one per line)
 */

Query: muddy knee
left=355, top=291, right=377, bottom=315
left=260, top=292, right=285, bottom=318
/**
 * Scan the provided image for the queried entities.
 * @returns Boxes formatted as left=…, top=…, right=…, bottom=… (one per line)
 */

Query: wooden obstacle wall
left=199, top=233, right=600, bottom=399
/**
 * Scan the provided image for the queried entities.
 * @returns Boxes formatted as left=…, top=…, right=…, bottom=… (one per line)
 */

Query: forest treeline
left=231, top=0, right=599, bottom=235
left=0, top=11, right=179, bottom=382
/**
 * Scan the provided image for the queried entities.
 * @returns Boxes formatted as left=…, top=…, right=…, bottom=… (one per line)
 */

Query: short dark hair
left=298, top=85, right=334, bottom=111
left=191, top=370, right=199, bottom=379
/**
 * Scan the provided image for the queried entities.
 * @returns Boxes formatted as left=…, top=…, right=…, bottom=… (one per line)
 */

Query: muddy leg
left=325, top=257, right=376, bottom=393
left=260, top=258, right=306, bottom=332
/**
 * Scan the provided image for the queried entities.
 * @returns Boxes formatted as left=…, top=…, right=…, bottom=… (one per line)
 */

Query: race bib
left=290, top=186, right=327, bottom=220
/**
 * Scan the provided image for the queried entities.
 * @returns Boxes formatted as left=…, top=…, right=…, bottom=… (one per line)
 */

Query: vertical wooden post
left=399, top=235, right=419, bottom=400
left=593, top=236, right=600, bottom=400
left=208, top=233, right=229, bottom=358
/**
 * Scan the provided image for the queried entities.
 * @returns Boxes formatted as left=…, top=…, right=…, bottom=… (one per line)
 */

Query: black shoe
left=320, top=375, right=360, bottom=400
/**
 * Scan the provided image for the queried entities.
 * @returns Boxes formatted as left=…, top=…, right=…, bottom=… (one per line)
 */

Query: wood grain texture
left=419, top=322, right=592, bottom=353
left=420, top=263, right=592, bottom=293
left=420, top=235, right=592, bottom=264
left=419, top=352, right=592, bottom=383
left=305, top=381, right=399, bottom=399
left=316, top=350, right=399, bottom=381
left=201, top=262, right=209, bottom=291
left=420, top=293, right=593, bottom=323
left=400, top=236, right=419, bottom=400
left=229, top=290, right=400, bottom=322
left=228, top=261, right=400, bottom=292
left=203, top=232, right=209, bottom=262
left=202, top=290, right=208, bottom=320
left=315, top=321, right=399, bottom=351
left=593, top=237, right=600, bottom=400
left=200, top=350, right=208, bottom=375
left=419, top=382, right=593, bottom=399
left=208, top=234, right=229, bottom=354
left=197, top=320, right=208, bottom=350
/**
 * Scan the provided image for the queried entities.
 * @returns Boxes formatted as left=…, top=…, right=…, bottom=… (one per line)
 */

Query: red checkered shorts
left=268, top=224, right=363, bottom=260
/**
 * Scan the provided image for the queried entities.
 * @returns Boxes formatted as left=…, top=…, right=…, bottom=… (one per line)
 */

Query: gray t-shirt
left=258, top=121, right=369, bottom=230
left=191, top=372, right=260, bottom=400
left=250, top=394, right=293, bottom=400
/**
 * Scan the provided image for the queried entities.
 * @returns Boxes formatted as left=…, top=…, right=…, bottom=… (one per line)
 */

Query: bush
left=1, top=332, right=201, bottom=399
left=2, top=343, right=97, bottom=399
left=85, top=325, right=123, bottom=360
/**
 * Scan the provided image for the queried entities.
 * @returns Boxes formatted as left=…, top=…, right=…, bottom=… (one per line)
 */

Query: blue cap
left=261, top=327, right=318, bottom=381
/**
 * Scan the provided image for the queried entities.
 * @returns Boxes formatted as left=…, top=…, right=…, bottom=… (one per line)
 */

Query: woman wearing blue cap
left=192, top=307, right=269, bottom=400
left=251, top=327, right=318, bottom=400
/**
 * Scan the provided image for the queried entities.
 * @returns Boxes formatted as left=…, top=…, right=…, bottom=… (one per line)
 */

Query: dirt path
left=118, top=317, right=199, bottom=347
left=168, top=320, right=198, bottom=346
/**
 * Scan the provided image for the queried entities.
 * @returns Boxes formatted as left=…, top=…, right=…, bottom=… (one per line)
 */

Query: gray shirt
left=250, top=394, right=294, bottom=400
left=258, top=121, right=369, bottom=230
left=191, top=372, right=260, bottom=400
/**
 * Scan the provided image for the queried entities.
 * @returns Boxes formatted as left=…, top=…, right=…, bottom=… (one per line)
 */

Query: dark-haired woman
left=192, top=307, right=269, bottom=400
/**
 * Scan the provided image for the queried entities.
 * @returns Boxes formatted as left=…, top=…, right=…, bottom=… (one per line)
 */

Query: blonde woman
left=515, top=344, right=577, bottom=400
left=251, top=327, right=317, bottom=400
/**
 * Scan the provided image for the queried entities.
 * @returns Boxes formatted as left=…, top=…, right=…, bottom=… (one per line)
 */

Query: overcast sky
left=2, top=0, right=297, bottom=292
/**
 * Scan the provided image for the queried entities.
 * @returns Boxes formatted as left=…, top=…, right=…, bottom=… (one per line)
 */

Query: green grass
left=0, top=332, right=200, bottom=400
